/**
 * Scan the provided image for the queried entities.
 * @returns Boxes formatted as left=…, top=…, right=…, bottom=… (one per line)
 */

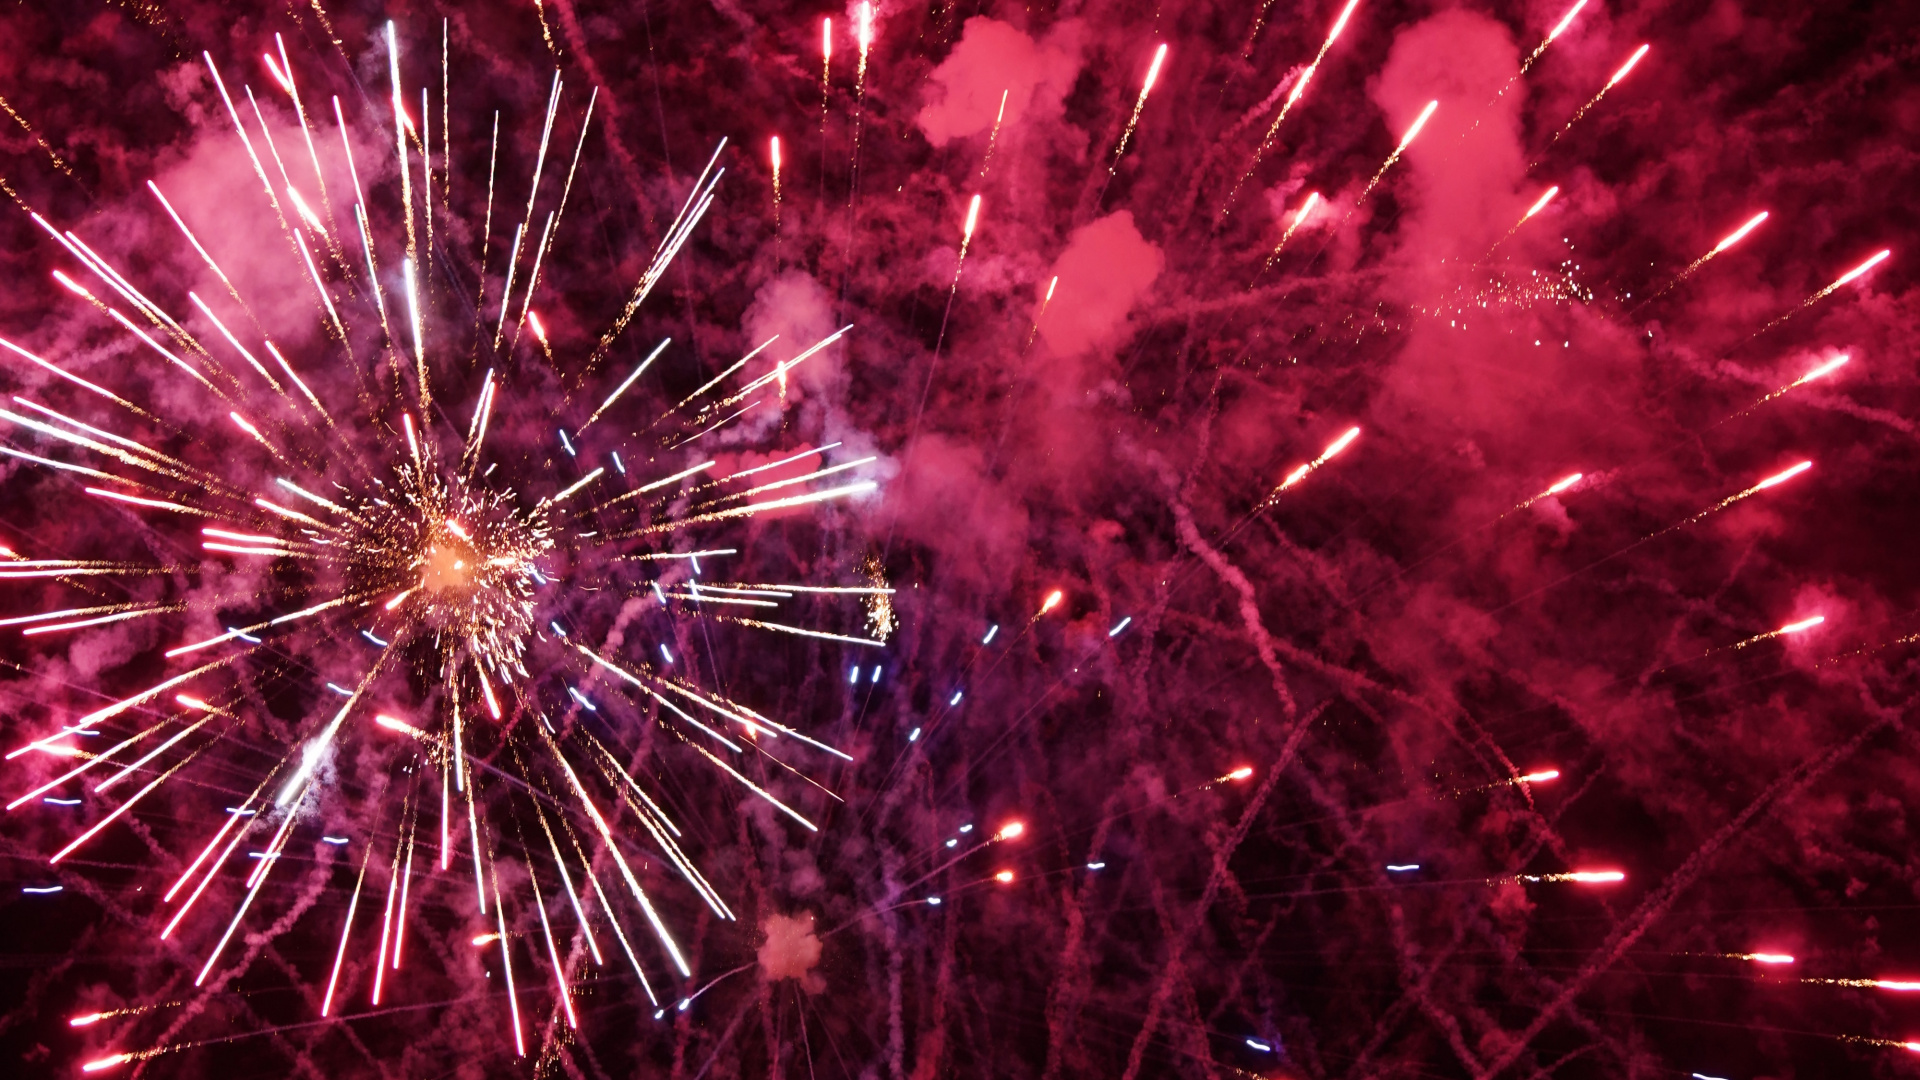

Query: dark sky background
left=0, top=0, right=1917, bottom=1077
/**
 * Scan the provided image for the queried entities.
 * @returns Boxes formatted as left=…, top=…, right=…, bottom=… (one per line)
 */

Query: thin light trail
left=1750, top=249, right=1892, bottom=338
left=1110, top=44, right=1168, bottom=174
left=1487, top=461, right=1812, bottom=616
left=1223, top=0, right=1361, bottom=216
left=1338, top=100, right=1437, bottom=230
left=1541, top=44, right=1650, bottom=156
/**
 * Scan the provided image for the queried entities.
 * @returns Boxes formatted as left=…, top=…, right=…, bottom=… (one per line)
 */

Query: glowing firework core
left=343, top=457, right=553, bottom=669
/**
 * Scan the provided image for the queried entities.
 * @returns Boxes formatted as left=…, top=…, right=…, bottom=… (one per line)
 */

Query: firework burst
left=2, top=28, right=885, bottom=1068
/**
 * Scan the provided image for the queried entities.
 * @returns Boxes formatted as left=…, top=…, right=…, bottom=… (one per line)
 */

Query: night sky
left=0, top=0, right=1917, bottom=1077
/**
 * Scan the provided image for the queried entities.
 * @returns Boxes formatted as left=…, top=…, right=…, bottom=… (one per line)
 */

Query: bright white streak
left=1608, top=44, right=1651, bottom=88
left=1713, top=211, right=1769, bottom=254
left=1753, top=460, right=1813, bottom=490
left=1545, top=0, right=1589, bottom=41
left=546, top=735, right=693, bottom=976
left=320, top=849, right=369, bottom=1016
left=1396, top=100, right=1439, bottom=152
left=1827, top=249, right=1892, bottom=290
left=403, top=257, right=424, bottom=366
left=583, top=337, right=672, bottom=429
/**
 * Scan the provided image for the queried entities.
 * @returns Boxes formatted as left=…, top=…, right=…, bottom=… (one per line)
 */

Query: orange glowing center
left=423, top=535, right=477, bottom=594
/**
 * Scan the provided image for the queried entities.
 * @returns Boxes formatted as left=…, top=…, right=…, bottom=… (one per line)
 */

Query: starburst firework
left=1, top=27, right=885, bottom=1068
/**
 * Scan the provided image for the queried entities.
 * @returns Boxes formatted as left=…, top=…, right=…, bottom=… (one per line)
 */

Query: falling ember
left=1225, top=0, right=1362, bottom=213
left=1806, top=978, right=1920, bottom=991
left=1110, top=43, right=1169, bottom=174
left=1271, top=426, right=1360, bottom=500
left=1548, top=44, right=1651, bottom=148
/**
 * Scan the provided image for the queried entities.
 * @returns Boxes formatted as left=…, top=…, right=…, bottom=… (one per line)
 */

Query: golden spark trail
left=980, top=89, right=1009, bottom=178
left=1520, top=0, right=1588, bottom=75
left=820, top=17, right=832, bottom=116
left=1225, top=0, right=1361, bottom=213
left=1487, top=186, right=1559, bottom=256
left=1664, top=460, right=1811, bottom=534
left=855, top=2, right=875, bottom=92
left=1546, top=44, right=1650, bottom=150
left=1110, top=44, right=1169, bottom=174
left=1511, top=473, right=1582, bottom=514
left=1261, top=191, right=1321, bottom=272
left=1344, top=101, right=1437, bottom=223
left=1726, top=353, right=1850, bottom=423
left=1026, top=275, right=1058, bottom=348
left=67, top=1001, right=179, bottom=1028
left=1805, top=978, right=1920, bottom=991
left=1650, top=211, right=1768, bottom=299
left=1753, top=249, right=1892, bottom=337
left=1729, top=614, right=1825, bottom=650
left=1515, top=869, right=1623, bottom=883
left=588, top=140, right=725, bottom=372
